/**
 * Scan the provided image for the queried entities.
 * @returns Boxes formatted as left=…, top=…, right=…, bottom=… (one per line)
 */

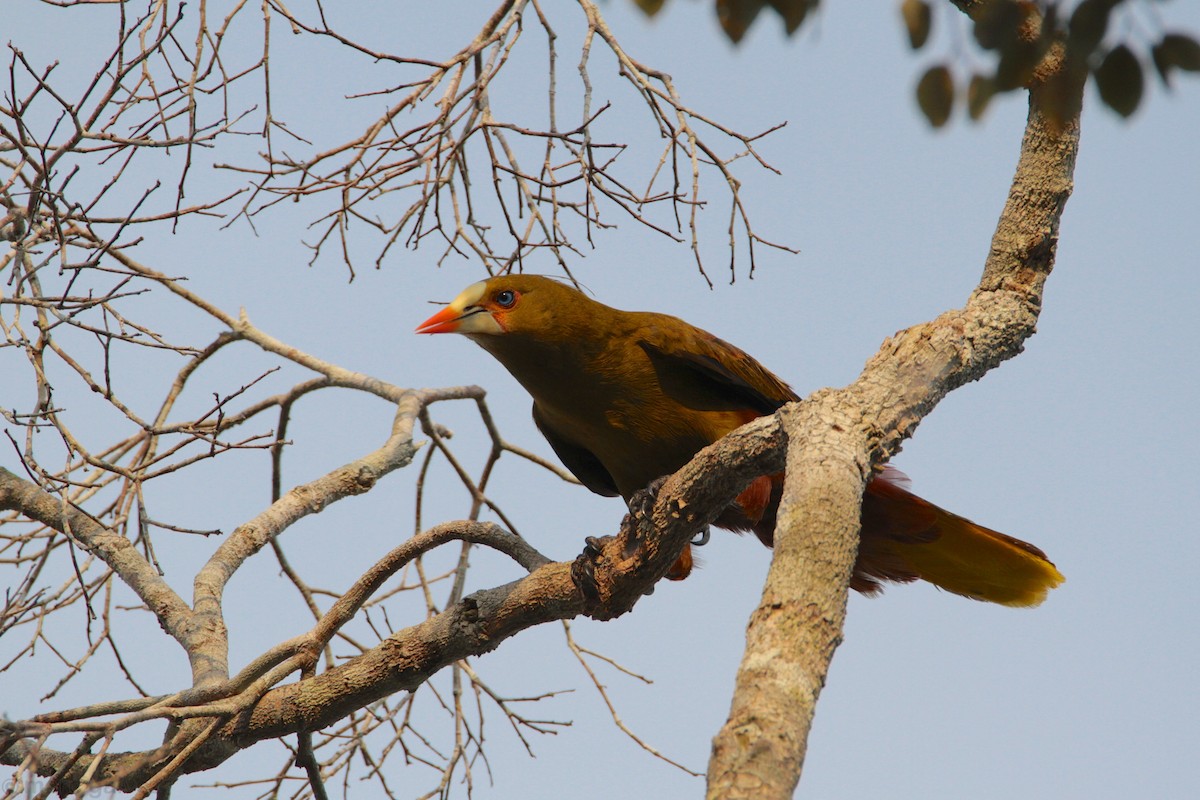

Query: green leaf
left=768, top=0, right=815, bottom=36
left=1036, top=60, right=1087, bottom=134
left=967, top=74, right=995, bottom=121
left=1162, top=33, right=1200, bottom=72
left=973, top=0, right=1023, bottom=52
left=1095, top=45, right=1143, bottom=118
left=916, top=65, right=954, bottom=128
left=1068, top=0, right=1117, bottom=62
left=632, top=0, right=668, bottom=16
left=1038, top=3, right=1060, bottom=48
left=1152, top=33, right=1200, bottom=86
left=717, top=0, right=767, bottom=44
left=994, top=38, right=1043, bottom=91
left=900, top=0, right=932, bottom=50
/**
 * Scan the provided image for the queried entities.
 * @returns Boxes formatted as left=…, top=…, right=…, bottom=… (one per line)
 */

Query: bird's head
left=415, top=275, right=591, bottom=341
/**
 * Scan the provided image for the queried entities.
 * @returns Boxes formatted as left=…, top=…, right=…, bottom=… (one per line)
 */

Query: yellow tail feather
left=891, top=510, right=1065, bottom=607
left=858, top=468, right=1064, bottom=606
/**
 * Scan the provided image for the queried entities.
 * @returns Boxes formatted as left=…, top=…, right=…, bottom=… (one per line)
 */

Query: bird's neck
left=474, top=331, right=588, bottom=389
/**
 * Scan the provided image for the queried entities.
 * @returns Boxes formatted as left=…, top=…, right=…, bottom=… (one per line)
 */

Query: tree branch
left=0, top=466, right=194, bottom=646
left=1, top=407, right=791, bottom=794
left=705, top=27, right=1085, bottom=799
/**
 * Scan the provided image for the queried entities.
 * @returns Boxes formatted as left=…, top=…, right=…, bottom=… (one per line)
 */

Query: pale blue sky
left=3, top=2, right=1199, bottom=798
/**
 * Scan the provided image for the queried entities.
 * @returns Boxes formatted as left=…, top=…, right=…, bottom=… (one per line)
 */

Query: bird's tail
left=856, top=467, right=1064, bottom=607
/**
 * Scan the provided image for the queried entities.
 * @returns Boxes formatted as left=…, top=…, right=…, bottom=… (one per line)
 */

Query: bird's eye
left=494, top=289, right=517, bottom=308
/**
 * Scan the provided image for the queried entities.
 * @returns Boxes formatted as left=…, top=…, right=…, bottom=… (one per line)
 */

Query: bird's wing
left=636, top=324, right=799, bottom=415
left=531, top=403, right=621, bottom=497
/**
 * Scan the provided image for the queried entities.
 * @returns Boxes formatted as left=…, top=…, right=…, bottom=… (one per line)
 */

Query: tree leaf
left=916, top=65, right=954, bottom=128
left=973, top=0, right=1023, bottom=51
left=768, top=0, right=814, bottom=36
left=901, top=0, right=932, bottom=50
left=994, top=39, right=1043, bottom=90
left=1162, top=33, right=1200, bottom=72
left=1068, top=0, right=1117, bottom=62
left=1151, top=42, right=1173, bottom=88
left=717, top=0, right=767, bottom=44
left=1152, top=33, right=1200, bottom=86
left=1036, top=60, right=1087, bottom=134
left=967, top=74, right=995, bottom=121
left=1038, top=2, right=1060, bottom=49
left=632, top=0, right=668, bottom=17
left=1095, top=45, right=1143, bottom=118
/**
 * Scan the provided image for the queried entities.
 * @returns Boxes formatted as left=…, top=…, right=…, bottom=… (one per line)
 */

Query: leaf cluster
left=635, top=0, right=821, bottom=43
left=905, top=0, right=1200, bottom=127
left=630, top=1, right=1199, bottom=126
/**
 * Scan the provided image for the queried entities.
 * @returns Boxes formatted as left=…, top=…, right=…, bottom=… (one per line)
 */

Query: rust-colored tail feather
left=857, top=468, right=1064, bottom=607
left=686, top=467, right=1062, bottom=606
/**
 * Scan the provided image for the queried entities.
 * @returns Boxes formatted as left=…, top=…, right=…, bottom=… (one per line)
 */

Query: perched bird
left=417, top=275, right=1064, bottom=606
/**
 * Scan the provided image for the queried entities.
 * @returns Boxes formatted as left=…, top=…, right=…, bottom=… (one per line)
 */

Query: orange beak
left=415, top=305, right=463, bottom=334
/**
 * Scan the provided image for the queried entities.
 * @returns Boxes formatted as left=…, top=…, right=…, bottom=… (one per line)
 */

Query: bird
left=416, top=274, right=1064, bottom=606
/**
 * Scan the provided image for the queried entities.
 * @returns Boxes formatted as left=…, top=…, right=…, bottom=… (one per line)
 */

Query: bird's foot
left=628, top=476, right=668, bottom=524
left=691, top=525, right=711, bottom=547
left=571, top=535, right=614, bottom=607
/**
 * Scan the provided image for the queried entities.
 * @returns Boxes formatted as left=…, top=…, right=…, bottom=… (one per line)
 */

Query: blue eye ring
left=495, top=289, right=517, bottom=308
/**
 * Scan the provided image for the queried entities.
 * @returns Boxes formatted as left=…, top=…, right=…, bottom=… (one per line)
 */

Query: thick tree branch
left=705, top=32, right=1084, bottom=800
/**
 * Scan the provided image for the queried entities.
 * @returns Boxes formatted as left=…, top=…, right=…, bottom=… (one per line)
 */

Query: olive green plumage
left=418, top=275, right=1063, bottom=605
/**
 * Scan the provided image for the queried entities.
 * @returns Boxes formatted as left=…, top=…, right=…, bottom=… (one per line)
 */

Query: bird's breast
left=481, top=331, right=758, bottom=497
left=535, top=388, right=749, bottom=499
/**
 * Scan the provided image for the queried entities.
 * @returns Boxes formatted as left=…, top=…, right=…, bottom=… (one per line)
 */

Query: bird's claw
left=691, top=525, right=711, bottom=547
left=571, top=535, right=613, bottom=607
left=629, top=476, right=668, bottom=522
